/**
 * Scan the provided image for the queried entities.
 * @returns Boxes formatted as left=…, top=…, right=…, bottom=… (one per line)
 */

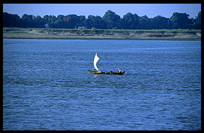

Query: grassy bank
left=3, top=27, right=201, bottom=40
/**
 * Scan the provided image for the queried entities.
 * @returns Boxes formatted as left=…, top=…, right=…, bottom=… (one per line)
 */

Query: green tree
left=43, top=15, right=57, bottom=28
left=53, top=15, right=66, bottom=28
left=78, top=15, right=86, bottom=27
left=85, top=15, right=105, bottom=29
left=21, top=14, right=36, bottom=28
left=3, top=12, right=22, bottom=27
left=138, top=15, right=150, bottom=29
left=35, top=15, right=45, bottom=28
left=103, top=10, right=121, bottom=29
left=194, top=11, right=201, bottom=29
left=122, top=12, right=139, bottom=29
left=170, top=12, right=191, bottom=29
left=150, top=15, right=171, bottom=29
left=65, top=14, right=81, bottom=28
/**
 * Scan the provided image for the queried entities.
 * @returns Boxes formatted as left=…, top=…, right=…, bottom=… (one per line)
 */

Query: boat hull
left=88, top=70, right=125, bottom=75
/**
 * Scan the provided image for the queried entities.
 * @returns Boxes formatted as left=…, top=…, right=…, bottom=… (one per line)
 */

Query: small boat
left=88, top=70, right=106, bottom=74
left=88, top=53, right=125, bottom=75
left=88, top=70, right=125, bottom=75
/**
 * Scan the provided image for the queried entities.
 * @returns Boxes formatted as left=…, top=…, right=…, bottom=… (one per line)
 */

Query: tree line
left=3, top=10, right=201, bottom=29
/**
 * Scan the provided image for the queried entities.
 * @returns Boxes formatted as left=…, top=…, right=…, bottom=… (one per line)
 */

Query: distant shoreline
left=3, top=27, right=201, bottom=41
left=3, top=36, right=201, bottom=41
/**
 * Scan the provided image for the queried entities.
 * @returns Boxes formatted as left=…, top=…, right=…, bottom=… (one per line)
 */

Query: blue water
left=3, top=39, right=201, bottom=130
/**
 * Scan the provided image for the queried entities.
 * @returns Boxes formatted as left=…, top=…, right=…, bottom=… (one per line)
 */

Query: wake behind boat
left=88, top=53, right=125, bottom=75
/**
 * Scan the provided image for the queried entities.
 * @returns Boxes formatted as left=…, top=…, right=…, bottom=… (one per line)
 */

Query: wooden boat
left=88, top=52, right=125, bottom=75
left=88, top=70, right=125, bottom=75
left=106, top=71, right=125, bottom=75
left=88, top=70, right=106, bottom=74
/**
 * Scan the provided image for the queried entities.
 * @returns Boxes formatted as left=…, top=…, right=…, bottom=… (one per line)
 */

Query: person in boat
left=96, top=71, right=102, bottom=73
left=118, top=68, right=121, bottom=73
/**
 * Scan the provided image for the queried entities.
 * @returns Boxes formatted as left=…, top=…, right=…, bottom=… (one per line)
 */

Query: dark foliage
left=3, top=10, right=201, bottom=29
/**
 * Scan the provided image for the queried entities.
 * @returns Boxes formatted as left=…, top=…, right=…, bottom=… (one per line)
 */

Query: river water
left=3, top=39, right=201, bottom=130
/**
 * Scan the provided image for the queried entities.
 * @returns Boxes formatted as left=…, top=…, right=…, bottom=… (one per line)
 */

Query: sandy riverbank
left=3, top=28, right=201, bottom=40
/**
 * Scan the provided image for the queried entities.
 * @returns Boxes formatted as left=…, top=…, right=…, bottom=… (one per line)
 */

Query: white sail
left=94, top=53, right=100, bottom=71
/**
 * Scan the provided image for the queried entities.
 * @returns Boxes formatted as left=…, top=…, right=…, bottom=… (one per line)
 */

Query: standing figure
left=118, top=68, right=121, bottom=73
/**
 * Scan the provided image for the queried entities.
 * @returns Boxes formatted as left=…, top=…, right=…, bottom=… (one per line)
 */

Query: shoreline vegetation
left=3, top=27, right=201, bottom=40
